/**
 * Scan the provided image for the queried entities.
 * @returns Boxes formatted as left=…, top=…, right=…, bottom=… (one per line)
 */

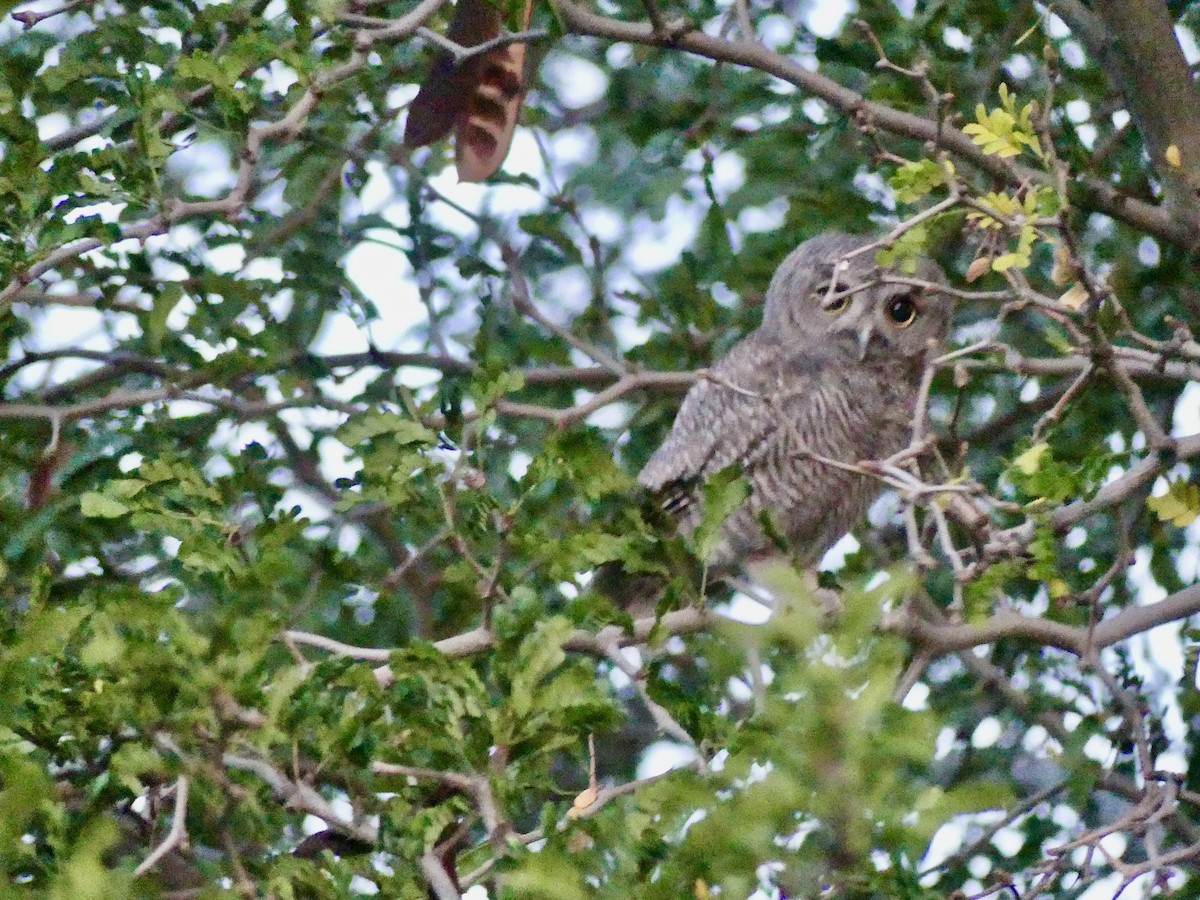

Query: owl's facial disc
left=849, top=287, right=931, bottom=360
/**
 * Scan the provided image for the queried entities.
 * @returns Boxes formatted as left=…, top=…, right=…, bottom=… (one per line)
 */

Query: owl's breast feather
left=639, top=335, right=921, bottom=572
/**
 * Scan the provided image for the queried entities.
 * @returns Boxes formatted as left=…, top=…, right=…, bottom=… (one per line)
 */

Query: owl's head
left=763, top=232, right=951, bottom=362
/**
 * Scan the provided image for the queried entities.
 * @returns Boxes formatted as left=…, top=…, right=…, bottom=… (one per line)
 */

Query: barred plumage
left=638, top=232, right=951, bottom=573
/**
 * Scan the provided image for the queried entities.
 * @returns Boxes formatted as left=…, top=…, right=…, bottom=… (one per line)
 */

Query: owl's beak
left=856, top=322, right=876, bottom=361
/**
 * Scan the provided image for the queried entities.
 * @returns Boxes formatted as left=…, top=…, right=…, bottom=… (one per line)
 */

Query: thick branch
left=889, top=581, right=1200, bottom=656
left=1067, top=0, right=1200, bottom=225
left=554, top=0, right=1195, bottom=248
left=421, top=854, right=460, bottom=900
left=1050, top=432, right=1200, bottom=533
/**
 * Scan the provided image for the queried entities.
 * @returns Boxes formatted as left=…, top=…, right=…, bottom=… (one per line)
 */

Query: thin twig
left=413, top=25, right=549, bottom=65
left=135, top=777, right=191, bottom=877
left=501, top=243, right=627, bottom=376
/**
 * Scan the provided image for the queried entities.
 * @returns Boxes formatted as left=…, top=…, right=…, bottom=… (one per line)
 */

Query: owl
left=638, top=232, right=950, bottom=575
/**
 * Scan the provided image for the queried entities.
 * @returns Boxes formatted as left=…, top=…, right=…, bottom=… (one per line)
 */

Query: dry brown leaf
left=965, top=255, right=991, bottom=282
left=404, top=0, right=500, bottom=149
left=1166, top=144, right=1182, bottom=169
left=1058, top=282, right=1088, bottom=311
left=1050, top=241, right=1072, bottom=287
left=403, top=59, right=466, bottom=150
left=566, top=831, right=594, bottom=852
left=568, top=784, right=599, bottom=818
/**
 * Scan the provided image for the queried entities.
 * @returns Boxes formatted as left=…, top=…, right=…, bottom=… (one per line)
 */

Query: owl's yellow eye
left=822, top=292, right=849, bottom=314
left=887, top=296, right=917, bottom=327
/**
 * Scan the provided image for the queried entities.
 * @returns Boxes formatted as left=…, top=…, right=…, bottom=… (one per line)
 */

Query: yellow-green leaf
left=1013, top=443, right=1049, bottom=475
left=1058, top=283, right=1088, bottom=311
left=963, top=86, right=1044, bottom=161
left=81, top=493, right=130, bottom=518
left=889, top=159, right=946, bottom=203
left=1148, top=480, right=1200, bottom=528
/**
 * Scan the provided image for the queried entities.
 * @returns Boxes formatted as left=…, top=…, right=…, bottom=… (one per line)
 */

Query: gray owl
left=638, top=232, right=950, bottom=575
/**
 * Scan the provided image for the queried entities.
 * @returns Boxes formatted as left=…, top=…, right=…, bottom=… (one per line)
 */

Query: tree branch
left=889, top=581, right=1200, bottom=656
left=134, top=777, right=191, bottom=877
left=284, top=606, right=718, bottom=684
left=1070, top=0, right=1200, bottom=226
left=221, top=752, right=378, bottom=845
left=553, top=0, right=1196, bottom=248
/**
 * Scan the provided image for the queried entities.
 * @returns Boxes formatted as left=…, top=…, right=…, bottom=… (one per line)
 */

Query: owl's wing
left=637, top=336, right=793, bottom=514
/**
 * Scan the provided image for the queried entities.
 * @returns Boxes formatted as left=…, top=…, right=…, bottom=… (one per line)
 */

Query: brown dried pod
left=454, top=35, right=528, bottom=182
left=403, top=0, right=534, bottom=183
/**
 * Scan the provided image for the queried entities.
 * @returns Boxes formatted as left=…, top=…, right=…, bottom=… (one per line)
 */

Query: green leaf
left=912, top=781, right=1013, bottom=845
left=519, top=212, right=584, bottom=264
left=338, top=411, right=400, bottom=446
left=888, top=159, right=946, bottom=204
left=474, top=370, right=526, bottom=408
left=80, top=492, right=130, bottom=518
left=963, top=84, right=1044, bottom=160
left=109, top=744, right=166, bottom=796
left=392, top=419, right=437, bottom=446
left=80, top=616, right=124, bottom=666
left=509, top=616, right=573, bottom=719
left=1012, top=442, right=1049, bottom=475
left=338, top=411, right=435, bottom=447
left=875, top=225, right=928, bottom=275
left=1148, top=479, right=1200, bottom=527
left=145, top=283, right=183, bottom=354
left=694, top=466, right=750, bottom=562
left=106, top=478, right=148, bottom=500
